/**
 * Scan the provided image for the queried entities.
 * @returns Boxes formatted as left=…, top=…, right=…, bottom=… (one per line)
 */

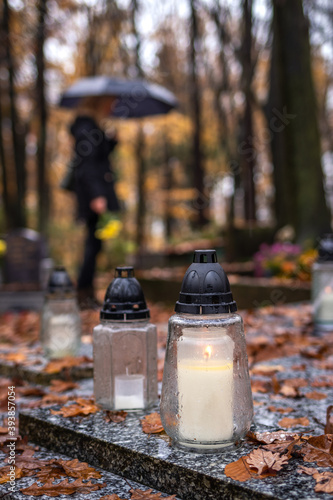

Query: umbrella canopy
left=59, top=76, right=178, bottom=118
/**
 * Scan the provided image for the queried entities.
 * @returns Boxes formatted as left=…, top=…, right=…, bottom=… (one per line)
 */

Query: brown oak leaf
left=267, top=406, right=293, bottom=414
left=305, top=392, right=327, bottom=400
left=20, top=478, right=106, bottom=496
left=130, top=488, right=176, bottom=499
left=301, top=434, right=333, bottom=467
left=39, top=393, right=70, bottom=407
left=50, top=398, right=99, bottom=418
left=99, top=496, right=125, bottom=500
left=278, top=417, right=310, bottom=428
left=325, top=406, right=333, bottom=434
left=297, top=466, right=318, bottom=476
left=0, top=466, right=23, bottom=484
left=100, top=495, right=125, bottom=500
left=141, top=413, right=164, bottom=434
left=247, top=430, right=299, bottom=444
left=246, top=448, right=289, bottom=475
left=250, top=365, right=285, bottom=377
left=44, top=356, right=92, bottom=374
left=314, top=471, right=333, bottom=493
left=224, top=456, right=256, bottom=482
left=49, top=380, right=79, bottom=393
left=36, top=458, right=101, bottom=482
left=104, top=410, right=128, bottom=423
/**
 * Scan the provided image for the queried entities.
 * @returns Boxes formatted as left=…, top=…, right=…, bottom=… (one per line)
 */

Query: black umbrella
left=59, top=76, right=178, bottom=118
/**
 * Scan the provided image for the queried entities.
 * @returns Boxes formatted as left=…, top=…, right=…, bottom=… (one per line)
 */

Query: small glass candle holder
left=93, top=267, right=158, bottom=411
left=40, top=267, right=81, bottom=359
left=312, top=234, right=333, bottom=332
left=160, top=250, right=253, bottom=453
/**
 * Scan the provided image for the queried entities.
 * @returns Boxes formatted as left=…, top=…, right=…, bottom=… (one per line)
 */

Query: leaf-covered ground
left=1, top=302, right=333, bottom=497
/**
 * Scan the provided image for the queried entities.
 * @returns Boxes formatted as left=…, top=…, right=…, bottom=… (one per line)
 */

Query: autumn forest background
left=1, top=0, right=333, bottom=276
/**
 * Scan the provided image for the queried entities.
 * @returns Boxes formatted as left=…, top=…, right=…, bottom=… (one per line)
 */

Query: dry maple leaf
left=50, top=398, right=99, bottom=418
left=104, top=410, right=128, bottom=423
left=278, top=416, right=310, bottom=429
left=246, top=448, right=289, bottom=475
left=20, top=478, right=106, bottom=496
left=130, top=488, right=176, bottom=499
left=301, top=434, right=333, bottom=467
left=314, top=471, right=333, bottom=493
left=141, top=413, right=164, bottom=434
left=49, top=380, right=79, bottom=393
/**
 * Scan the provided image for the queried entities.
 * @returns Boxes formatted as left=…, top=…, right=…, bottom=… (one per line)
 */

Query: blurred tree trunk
left=268, top=0, right=331, bottom=242
left=163, top=135, right=172, bottom=240
left=189, top=0, right=207, bottom=227
left=0, top=0, right=26, bottom=230
left=239, top=0, right=256, bottom=222
left=131, top=0, right=147, bottom=250
left=36, top=0, right=49, bottom=236
left=135, top=125, right=145, bottom=249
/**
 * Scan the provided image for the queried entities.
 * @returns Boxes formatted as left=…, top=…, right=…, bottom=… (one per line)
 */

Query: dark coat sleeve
left=71, top=116, right=120, bottom=220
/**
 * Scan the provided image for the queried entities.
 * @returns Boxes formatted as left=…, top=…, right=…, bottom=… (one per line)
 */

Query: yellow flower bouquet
left=95, top=212, right=123, bottom=241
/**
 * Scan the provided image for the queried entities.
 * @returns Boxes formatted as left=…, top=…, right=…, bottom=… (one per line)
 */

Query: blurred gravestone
left=0, top=228, right=50, bottom=312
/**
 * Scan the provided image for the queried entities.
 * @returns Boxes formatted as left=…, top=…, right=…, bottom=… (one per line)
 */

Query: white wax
left=317, top=291, right=333, bottom=322
left=114, top=374, right=145, bottom=410
left=178, top=359, right=234, bottom=442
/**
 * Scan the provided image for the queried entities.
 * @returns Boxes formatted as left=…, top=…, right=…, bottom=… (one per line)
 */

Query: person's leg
left=77, top=213, right=102, bottom=307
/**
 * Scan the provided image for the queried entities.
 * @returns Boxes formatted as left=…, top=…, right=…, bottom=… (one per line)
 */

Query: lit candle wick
left=204, top=345, right=212, bottom=360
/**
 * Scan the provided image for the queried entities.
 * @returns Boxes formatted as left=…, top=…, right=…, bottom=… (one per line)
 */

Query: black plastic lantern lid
left=318, top=234, right=333, bottom=262
left=47, top=266, right=74, bottom=294
left=175, top=250, right=237, bottom=314
left=100, top=267, right=150, bottom=320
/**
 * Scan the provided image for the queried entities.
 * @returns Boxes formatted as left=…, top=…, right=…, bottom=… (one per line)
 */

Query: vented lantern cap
left=100, top=267, right=150, bottom=320
left=175, top=250, right=237, bottom=314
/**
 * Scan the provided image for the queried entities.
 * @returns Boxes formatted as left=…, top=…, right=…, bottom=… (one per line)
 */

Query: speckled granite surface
left=0, top=343, right=93, bottom=385
left=0, top=444, right=180, bottom=499
left=19, top=352, right=333, bottom=500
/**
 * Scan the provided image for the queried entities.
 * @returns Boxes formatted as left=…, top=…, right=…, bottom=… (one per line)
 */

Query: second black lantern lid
left=101, top=266, right=150, bottom=320
left=175, top=249, right=237, bottom=314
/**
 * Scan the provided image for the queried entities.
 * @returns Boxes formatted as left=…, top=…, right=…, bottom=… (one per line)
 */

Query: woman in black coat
left=70, top=96, right=120, bottom=308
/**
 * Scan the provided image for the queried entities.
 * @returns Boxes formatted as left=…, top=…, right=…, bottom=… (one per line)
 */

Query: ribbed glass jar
left=160, top=312, right=253, bottom=452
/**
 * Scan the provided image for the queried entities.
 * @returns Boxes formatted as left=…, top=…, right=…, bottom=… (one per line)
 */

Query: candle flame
left=204, top=345, right=212, bottom=360
left=325, top=286, right=333, bottom=294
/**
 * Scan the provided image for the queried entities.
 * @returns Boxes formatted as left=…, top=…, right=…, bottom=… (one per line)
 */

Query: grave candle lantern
left=312, top=234, right=333, bottom=332
left=160, top=250, right=253, bottom=453
left=41, top=267, right=81, bottom=359
left=93, top=267, right=158, bottom=411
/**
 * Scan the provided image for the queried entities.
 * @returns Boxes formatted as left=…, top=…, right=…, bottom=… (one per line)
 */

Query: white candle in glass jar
left=114, top=374, right=145, bottom=410
left=317, top=286, right=333, bottom=322
left=177, top=341, right=234, bottom=443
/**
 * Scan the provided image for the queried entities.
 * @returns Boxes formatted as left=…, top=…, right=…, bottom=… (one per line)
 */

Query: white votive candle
left=177, top=328, right=234, bottom=444
left=114, top=374, right=145, bottom=410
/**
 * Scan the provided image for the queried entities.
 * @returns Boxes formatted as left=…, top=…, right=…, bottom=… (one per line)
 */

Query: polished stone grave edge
left=0, top=443, right=180, bottom=500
